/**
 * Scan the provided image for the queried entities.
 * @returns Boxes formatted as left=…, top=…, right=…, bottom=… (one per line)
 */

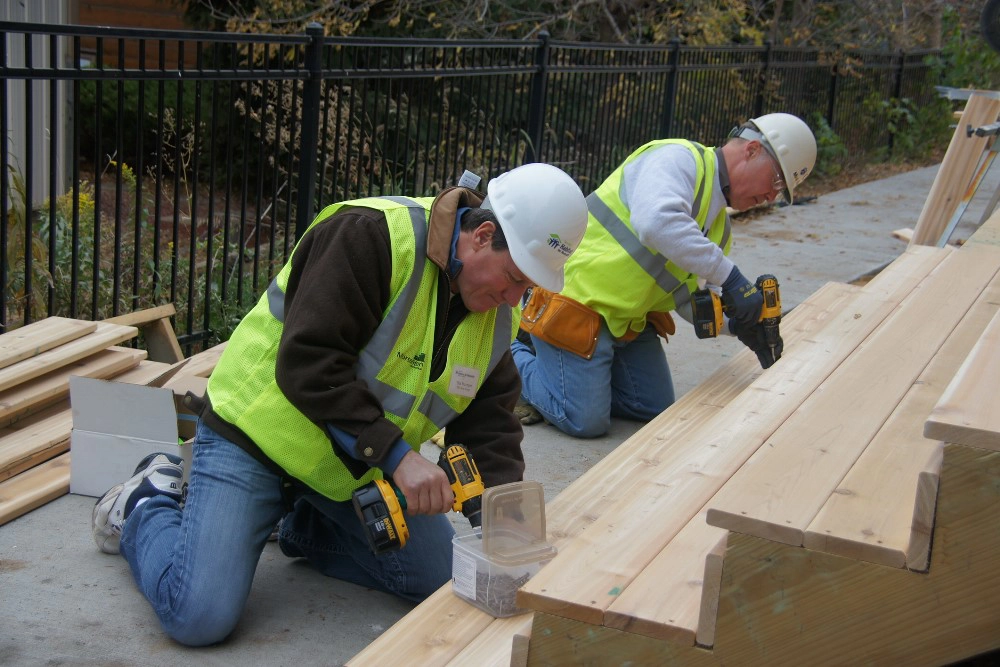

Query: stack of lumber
left=350, top=211, right=1000, bottom=666
left=0, top=311, right=226, bottom=526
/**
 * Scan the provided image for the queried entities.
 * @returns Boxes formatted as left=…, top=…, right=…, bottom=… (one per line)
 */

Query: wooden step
left=705, top=243, right=1000, bottom=547
left=805, top=269, right=1000, bottom=570
left=924, top=308, right=1000, bottom=451
left=516, top=246, right=951, bottom=626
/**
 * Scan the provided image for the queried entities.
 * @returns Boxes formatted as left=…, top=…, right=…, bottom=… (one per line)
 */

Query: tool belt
left=616, top=310, right=676, bottom=343
left=520, top=289, right=676, bottom=359
left=519, top=287, right=601, bottom=359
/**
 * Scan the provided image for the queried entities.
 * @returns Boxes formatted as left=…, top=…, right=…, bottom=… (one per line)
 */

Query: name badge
left=449, top=366, right=480, bottom=398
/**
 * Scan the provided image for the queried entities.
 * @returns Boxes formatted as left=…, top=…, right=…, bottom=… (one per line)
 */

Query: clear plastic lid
left=481, top=481, right=557, bottom=565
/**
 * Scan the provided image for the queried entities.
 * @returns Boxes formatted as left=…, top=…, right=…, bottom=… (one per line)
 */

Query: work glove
left=730, top=320, right=783, bottom=369
left=721, top=266, right=763, bottom=332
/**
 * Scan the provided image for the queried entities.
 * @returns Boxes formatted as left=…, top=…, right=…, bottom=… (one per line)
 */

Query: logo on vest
left=397, top=350, right=426, bottom=370
left=547, top=233, right=573, bottom=257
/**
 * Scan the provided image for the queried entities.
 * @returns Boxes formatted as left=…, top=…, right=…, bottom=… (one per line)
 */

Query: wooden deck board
left=706, top=244, right=1000, bottom=547
left=924, top=308, right=1000, bottom=450
left=804, top=268, right=1000, bottom=568
left=517, top=247, right=950, bottom=625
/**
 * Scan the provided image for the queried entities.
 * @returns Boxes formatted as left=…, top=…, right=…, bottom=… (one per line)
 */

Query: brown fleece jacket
left=203, top=188, right=525, bottom=489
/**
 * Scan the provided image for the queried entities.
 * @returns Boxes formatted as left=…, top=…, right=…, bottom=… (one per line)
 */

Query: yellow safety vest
left=207, top=196, right=518, bottom=500
left=560, top=139, right=732, bottom=338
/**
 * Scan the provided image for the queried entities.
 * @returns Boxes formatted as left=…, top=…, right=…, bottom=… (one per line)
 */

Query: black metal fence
left=1, top=21, right=941, bottom=349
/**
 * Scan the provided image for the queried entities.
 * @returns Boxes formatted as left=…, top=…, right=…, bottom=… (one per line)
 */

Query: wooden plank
left=603, top=519, right=727, bottom=644
left=0, top=317, right=97, bottom=371
left=804, top=268, right=1000, bottom=568
left=967, top=207, right=1000, bottom=248
left=105, top=305, right=184, bottom=363
left=542, top=282, right=863, bottom=549
left=529, top=445, right=1000, bottom=665
left=517, top=246, right=952, bottom=626
left=443, top=615, right=533, bottom=667
left=706, top=243, right=1000, bottom=547
left=528, top=612, right=720, bottom=667
left=0, top=453, right=70, bottom=526
left=169, top=341, right=227, bottom=379
left=0, top=347, right=146, bottom=428
left=709, top=445, right=1000, bottom=666
left=605, top=261, right=998, bottom=642
left=924, top=309, right=1000, bottom=450
left=0, top=322, right=137, bottom=393
left=109, top=359, right=174, bottom=385
left=346, top=587, right=497, bottom=666
left=910, top=93, right=1000, bottom=247
left=0, top=408, right=74, bottom=482
left=347, top=282, right=862, bottom=666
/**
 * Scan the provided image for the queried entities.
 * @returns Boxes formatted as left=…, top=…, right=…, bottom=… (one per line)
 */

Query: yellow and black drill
left=692, top=274, right=782, bottom=363
left=351, top=444, right=485, bottom=555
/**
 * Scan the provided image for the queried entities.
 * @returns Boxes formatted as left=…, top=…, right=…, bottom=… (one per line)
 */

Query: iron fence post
left=526, top=31, right=550, bottom=164
left=826, top=52, right=840, bottom=131
left=295, top=22, right=323, bottom=241
left=754, top=40, right=772, bottom=118
left=659, top=38, right=681, bottom=138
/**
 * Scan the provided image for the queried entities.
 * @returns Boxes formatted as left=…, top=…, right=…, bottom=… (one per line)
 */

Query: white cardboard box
left=69, top=375, right=200, bottom=497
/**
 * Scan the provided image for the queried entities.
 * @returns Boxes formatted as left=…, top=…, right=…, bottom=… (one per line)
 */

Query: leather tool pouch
left=519, top=287, right=601, bottom=360
left=615, top=311, right=676, bottom=344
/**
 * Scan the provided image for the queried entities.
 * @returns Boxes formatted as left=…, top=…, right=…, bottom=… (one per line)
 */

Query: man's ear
left=473, top=221, right=496, bottom=248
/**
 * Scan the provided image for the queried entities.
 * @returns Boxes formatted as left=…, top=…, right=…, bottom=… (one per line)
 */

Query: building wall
left=2, top=1, right=73, bottom=206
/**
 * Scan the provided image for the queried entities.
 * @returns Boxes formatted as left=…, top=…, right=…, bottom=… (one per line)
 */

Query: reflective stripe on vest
left=266, top=196, right=512, bottom=430
left=585, top=142, right=732, bottom=310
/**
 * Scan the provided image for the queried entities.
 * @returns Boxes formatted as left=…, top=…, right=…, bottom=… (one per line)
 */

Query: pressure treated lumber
left=804, top=268, right=1000, bottom=570
left=517, top=246, right=950, bottom=625
left=706, top=243, right=1000, bottom=547
left=910, top=92, right=1000, bottom=247
left=348, top=281, right=864, bottom=666
left=0, top=346, right=146, bottom=427
left=526, top=445, right=1000, bottom=666
left=0, top=453, right=70, bottom=525
left=0, top=317, right=97, bottom=371
left=924, top=308, right=1000, bottom=450
left=0, top=322, right=137, bottom=392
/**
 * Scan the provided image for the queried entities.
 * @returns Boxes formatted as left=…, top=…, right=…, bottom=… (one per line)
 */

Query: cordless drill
left=692, top=274, right=782, bottom=363
left=351, top=444, right=485, bottom=555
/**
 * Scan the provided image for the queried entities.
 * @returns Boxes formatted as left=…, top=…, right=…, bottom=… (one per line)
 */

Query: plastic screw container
left=451, top=480, right=556, bottom=617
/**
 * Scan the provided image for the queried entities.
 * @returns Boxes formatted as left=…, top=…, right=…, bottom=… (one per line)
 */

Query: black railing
left=0, top=21, right=941, bottom=349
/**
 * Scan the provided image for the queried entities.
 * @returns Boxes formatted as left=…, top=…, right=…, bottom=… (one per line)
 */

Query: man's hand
left=730, top=320, right=782, bottom=369
left=390, top=450, right=454, bottom=515
left=721, top=266, right=763, bottom=331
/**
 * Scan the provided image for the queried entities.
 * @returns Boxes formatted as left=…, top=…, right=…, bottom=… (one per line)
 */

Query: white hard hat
left=742, top=113, right=817, bottom=204
left=481, top=163, right=588, bottom=292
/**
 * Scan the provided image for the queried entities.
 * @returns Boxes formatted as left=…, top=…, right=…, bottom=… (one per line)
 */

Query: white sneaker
left=92, top=452, right=184, bottom=555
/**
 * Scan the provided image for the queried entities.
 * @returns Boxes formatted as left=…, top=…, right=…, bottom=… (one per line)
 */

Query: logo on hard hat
left=547, top=234, right=573, bottom=257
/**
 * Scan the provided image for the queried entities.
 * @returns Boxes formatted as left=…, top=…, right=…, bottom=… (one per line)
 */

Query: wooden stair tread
left=924, top=307, right=1000, bottom=450
left=517, top=246, right=951, bottom=625
left=706, top=244, right=1000, bottom=547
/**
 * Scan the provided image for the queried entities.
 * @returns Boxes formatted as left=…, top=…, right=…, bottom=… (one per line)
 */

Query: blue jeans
left=513, top=322, right=675, bottom=438
left=120, top=421, right=454, bottom=646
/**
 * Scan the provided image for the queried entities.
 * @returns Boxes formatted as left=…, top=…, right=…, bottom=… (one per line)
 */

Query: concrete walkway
left=1, top=162, right=997, bottom=666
